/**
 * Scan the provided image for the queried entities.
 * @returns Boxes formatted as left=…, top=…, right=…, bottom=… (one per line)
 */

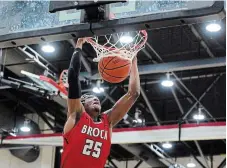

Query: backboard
left=0, top=1, right=225, bottom=48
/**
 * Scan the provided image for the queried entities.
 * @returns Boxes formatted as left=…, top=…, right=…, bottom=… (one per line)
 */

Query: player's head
left=81, top=93, right=101, bottom=117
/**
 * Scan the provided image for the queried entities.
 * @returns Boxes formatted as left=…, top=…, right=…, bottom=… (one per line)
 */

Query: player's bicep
left=67, top=98, right=84, bottom=116
left=64, top=99, right=84, bottom=134
left=64, top=111, right=84, bottom=134
left=64, top=114, right=76, bottom=135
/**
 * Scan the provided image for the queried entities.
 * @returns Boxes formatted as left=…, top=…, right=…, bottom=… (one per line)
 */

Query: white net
left=86, top=30, right=147, bottom=62
left=59, top=70, right=68, bottom=88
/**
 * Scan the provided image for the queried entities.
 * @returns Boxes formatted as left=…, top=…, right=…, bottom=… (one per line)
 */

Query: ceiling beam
left=0, top=91, right=58, bottom=131
left=108, top=158, right=118, bottom=168
left=82, top=72, right=224, bottom=93
left=140, top=87, right=160, bottom=125
left=181, top=142, right=206, bottom=168
left=17, top=46, right=58, bottom=74
left=134, top=160, right=143, bottom=168
left=35, top=111, right=55, bottom=130
left=80, top=57, right=226, bottom=80
left=146, top=41, right=215, bottom=168
left=121, top=144, right=167, bottom=167
left=217, top=158, right=226, bottom=168
left=170, top=77, right=223, bottom=168
left=189, top=24, right=215, bottom=58
left=181, top=74, right=223, bottom=120
left=101, top=86, right=117, bottom=105
left=194, top=141, right=210, bottom=168
left=1, top=49, right=43, bottom=77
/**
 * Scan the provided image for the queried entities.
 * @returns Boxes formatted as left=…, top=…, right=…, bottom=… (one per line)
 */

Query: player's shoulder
left=101, top=110, right=112, bottom=125
left=102, top=109, right=112, bottom=115
left=100, top=112, right=108, bottom=119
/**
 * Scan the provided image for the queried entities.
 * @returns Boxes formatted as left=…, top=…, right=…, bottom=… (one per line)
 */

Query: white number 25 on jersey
left=82, top=139, right=102, bottom=158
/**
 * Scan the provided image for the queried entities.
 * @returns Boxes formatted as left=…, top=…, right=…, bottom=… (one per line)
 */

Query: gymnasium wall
left=0, top=146, right=55, bottom=168
left=108, top=159, right=151, bottom=168
left=109, top=156, right=226, bottom=168
left=0, top=113, right=56, bottom=168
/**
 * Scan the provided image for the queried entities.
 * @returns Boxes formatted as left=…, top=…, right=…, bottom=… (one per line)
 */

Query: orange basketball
left=98, top=56, right=131, bottom=83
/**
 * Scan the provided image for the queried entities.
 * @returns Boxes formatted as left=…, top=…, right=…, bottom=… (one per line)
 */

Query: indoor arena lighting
left=93, top=80, right=104, bottom=94
left=206, top=23, right=221, bottom=32
left=161, top=73, right=174, bottom=87
left=193, top=107, right=205, bottom=120
left=9, top=132, right=17, bottom=137
left=187, top=162, right=196, bottom=168
left=162, top=142, right=172, bottom=149
left=41, top=44, right=55, bottom=53
left=20, top=119, right=31, bottom=132
left=92, top=87, right=104, bottom=93
left=193, top=114, right=205, bottom=120
left=137, top=119, right=142, bottom=123
left=20, top=126, right=31, bottom=132
left=119, top=35, right=133, bottom=44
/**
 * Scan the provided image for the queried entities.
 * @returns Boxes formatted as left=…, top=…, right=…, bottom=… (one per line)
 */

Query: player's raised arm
left=107, top=56, right=140, bottom=127
left=64, top=38, right=86, bottom=134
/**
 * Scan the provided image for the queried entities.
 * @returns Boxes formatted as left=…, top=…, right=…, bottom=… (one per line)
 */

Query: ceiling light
left=187, top=162, right=196, bottom=168
left=161, top=80, right=174, bottom=87
left=193, top=107, right=205, bottom=120
left=99, top=87, right=104, bottom=92
left=162, top=142, right=172, bottom=149
left=119, top=35, right=133, bottom=44
left=137, top=119, right=142, bottom=123
left=20, top=119, right=31, bottom=132
left=41, top=45, right=55, bottom=53
left=20, top=126, right=31, bottom=132
left=206, top=23, right=221, bottom=32
left=93, top=80, right=104, bottom=93
left=92, top=87, right=100, bottom=93
left=193, top=114, right=205, bottom=120
left=161, top=73, right=174, bottom=87
left=133, top=120, right=138, bottom=123
left=92, top=87, right=104, bottom=94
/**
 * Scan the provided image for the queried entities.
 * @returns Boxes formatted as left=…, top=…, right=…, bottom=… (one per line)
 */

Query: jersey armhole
left=63, top=111, right=86, bottom=142
left=101, top=113, right=111, bottom=127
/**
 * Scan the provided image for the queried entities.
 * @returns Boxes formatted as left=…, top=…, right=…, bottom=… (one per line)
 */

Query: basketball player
left=61, top=38, right=140, bottom=168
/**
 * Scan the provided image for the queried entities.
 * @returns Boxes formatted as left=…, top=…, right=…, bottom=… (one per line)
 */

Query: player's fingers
left=82, top=37, right=88, bottom=43
left=132, top=56, right=137, bottom=63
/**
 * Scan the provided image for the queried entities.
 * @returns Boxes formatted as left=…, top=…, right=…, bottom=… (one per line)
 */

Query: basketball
left=98, top=56, right=132, bottom=83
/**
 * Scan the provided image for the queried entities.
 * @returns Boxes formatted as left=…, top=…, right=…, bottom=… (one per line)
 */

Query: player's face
left=84, top=96, right=101, bottom=116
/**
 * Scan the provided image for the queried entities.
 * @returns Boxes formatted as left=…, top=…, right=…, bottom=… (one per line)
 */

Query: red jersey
left=61, top=112, right=111, bottom=168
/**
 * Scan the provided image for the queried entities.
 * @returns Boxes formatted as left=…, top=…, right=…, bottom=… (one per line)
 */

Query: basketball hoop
left=86, top=30, right=147, bottom=62
left=59, top=69, right=68, bottom=88
left=59, top=30, right=147, bottom=90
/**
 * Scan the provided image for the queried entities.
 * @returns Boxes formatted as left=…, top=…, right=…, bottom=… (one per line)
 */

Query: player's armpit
left=64, top=101, right=84, bottom=134
left=106, top=91, right=139, bottom=127
left=67, top=99, right=85, bottom=117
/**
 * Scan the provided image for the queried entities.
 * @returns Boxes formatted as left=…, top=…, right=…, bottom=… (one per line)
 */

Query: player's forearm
left=128, top=58, right=140, bottom=97
left=67, top=48, right=84, bottom=115
left=68, top=49, right=82, bottom=99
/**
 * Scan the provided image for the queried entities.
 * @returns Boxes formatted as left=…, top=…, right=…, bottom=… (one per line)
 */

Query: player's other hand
left=132, top=56, right=138, bottom=64
left=76, top=38, right=86, bottom=49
